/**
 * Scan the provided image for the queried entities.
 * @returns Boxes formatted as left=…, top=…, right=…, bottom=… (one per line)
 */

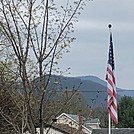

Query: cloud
left=58, top=0, right=134, bottom=89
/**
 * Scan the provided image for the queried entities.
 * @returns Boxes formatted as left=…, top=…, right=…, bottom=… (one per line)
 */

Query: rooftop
left=92, top=128, right=134, bottom=134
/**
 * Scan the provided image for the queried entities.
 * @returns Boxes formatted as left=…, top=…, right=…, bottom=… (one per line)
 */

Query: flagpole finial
left=108, top=24, right=112, bottom=29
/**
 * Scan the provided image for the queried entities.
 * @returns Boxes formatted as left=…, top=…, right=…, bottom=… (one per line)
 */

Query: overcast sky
left=58, top=0, right=134, bottom=90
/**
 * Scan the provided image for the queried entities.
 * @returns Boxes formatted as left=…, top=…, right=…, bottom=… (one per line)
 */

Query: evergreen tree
left=117, top=96, right=134, bottom=128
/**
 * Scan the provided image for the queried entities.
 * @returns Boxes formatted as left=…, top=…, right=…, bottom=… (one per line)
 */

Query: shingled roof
left=92, top=128, right=134, bottom=134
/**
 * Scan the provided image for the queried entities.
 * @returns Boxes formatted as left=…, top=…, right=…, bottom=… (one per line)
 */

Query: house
left=54, top=123, right=88, bottom=134
left=56, top=113, right=100, bottom=129
left=23, top=124, right=70, bottom=134
left=36, top=124, right=70, bottom=134
left=23, top=113, right=100, bottom=134
left=92, top=128, right=134, bottom=134
left=23, top=123, right=87, bottom=134
left=56, top=113, right=92, bottom=134
left=84, top=118, right=100, bottom=129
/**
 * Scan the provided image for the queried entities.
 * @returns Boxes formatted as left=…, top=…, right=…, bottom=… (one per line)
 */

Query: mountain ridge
left=75, top=75, right=134, bottom=96
left=49, top=75, right=134, bottom=106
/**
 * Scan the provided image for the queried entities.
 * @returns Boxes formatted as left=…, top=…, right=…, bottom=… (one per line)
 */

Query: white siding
left=23, top=128, right=65, bottom=134
left=56, top=114, right=92, bottom=134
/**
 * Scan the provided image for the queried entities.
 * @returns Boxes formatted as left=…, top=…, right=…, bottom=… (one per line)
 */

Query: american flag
left=106, top=32, right=118, bottom=124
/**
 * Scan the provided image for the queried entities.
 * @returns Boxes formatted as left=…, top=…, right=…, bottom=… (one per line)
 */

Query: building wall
left=36, top=128, right=65, bottom=134
left=23, top=128, right=66, bottom=134
left=57, top=115, right=79, bottom=129
left=86, top=124, right=100, bottom=129
left=57, top=114, right=92, bottom=134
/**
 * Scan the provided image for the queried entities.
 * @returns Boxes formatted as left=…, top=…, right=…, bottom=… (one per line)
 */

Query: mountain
left=76, top=75, right=134, bottom=97
left=49, top=75, right=134, bottom=107
left=76, top=75, right=106, bottom=86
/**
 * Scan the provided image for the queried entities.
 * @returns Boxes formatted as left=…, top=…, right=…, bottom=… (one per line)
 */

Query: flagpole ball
left=108, top=24, right=112, bottom=29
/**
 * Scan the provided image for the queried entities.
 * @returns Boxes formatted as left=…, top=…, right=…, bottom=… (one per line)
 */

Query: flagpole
left=108, top=24, right=112, bottom=134
left=109, top=114, right=111, bottom=134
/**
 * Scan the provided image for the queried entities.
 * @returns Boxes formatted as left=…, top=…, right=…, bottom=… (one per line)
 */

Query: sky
left=58, top=0, right=134, bottom=90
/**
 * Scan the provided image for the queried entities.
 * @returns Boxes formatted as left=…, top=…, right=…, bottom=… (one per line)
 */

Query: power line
left=56, top=90, right=134, bottom=93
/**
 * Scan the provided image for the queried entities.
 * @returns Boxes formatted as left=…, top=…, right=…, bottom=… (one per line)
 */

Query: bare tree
left=0, top=0, right=90, bottom=133
left=0, top=61, right=24, bottom=134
